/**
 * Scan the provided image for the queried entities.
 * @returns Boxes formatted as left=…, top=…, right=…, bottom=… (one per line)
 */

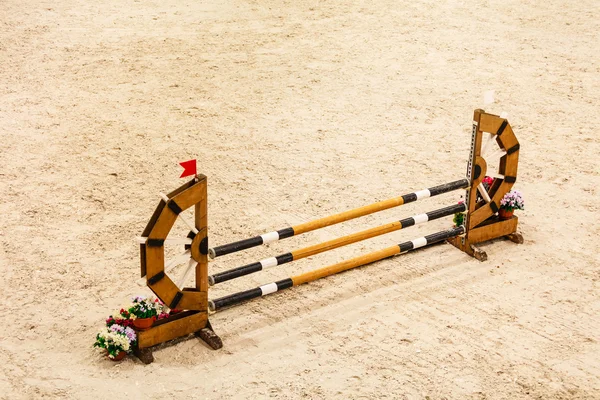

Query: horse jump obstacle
left=133, top=109, right=522, bottom=363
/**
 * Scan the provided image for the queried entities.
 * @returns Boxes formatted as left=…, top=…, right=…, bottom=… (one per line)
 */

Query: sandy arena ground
left=1, top=0, right=599, bottom=398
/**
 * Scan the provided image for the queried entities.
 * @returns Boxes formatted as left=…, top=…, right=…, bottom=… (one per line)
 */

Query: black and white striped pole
left=208, top=203, right=466, bottom=285
left=208, top=179, right=468, bottom=259
left=209, top=225, right=465, bottom=312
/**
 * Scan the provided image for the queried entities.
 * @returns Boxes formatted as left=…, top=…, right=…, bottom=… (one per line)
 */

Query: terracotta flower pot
left=133, top=317, right=155, bottom=330
left=498, top=208, right=514, bottom=220
left=108, top=351, right=127, bottom=361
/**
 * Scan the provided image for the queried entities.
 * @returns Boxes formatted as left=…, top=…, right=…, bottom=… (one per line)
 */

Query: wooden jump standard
left=134, top=109, right=522, bottom=363
left=208, top=202, right=467, bottom=285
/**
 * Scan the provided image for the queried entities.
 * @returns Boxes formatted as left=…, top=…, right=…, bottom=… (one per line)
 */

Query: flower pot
left=108, top=351, right=127, bottom=361
left=498, top=208, right=514, bottom=220
left=133, top=317, right=155, bottom=330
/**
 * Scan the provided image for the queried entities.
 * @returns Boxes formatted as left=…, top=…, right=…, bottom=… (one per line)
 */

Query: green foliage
left=128, top=296, right=160, bottom=319
left=453, top=212, right=465, bottom=227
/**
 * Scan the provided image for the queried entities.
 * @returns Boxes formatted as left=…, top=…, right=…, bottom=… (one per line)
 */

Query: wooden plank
left=137, top=311, right=208, bottom=348
left=148, top=207, right=178, bottom=239
left=152, top=309, right=197, bottom=326
left=145, top=245, right=181, bottom=306
left=468, top=203, right=494, bottom=229
left=195, top=179, right=209, bottom=293
left=141, top=201, right=166, bottom=237
left=140, top=200, right=167, bottom=281
left=166, top=178, right=198, bottom=199
left=490, top=180, right=515, bottom=211
left=502, top=152, right=519, bottom=177
left=140, top=244, right=147, bottom=278
left=178, top=289, right=208, bottom=311
left=145, top=245, right=165, bottom=277
left=487, top=178, right=502, bottom=200
left=498, top=150, right=507, bottom=179
left=467, top=217, right=518, bottom=244
left=479, top=112, right=503, bottom=134
left=171, top=176, right=206, bottom=211
left=497, top=124, right=518, bottom=151
left=147, top=274, right=180, bottom=307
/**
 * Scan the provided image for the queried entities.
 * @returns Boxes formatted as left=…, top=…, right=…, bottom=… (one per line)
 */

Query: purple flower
left=124, top=327, right=137, bottom=342
left=110, top=324, right=125, bottom=334
left=500, top=190, right=524, bottom=210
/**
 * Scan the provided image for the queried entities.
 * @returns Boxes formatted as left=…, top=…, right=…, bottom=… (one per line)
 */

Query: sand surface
left=1, top=0, right=599, bottom=398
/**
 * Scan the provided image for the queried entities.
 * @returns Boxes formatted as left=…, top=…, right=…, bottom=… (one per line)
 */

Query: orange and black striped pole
left=208, top=179, right=468, bottom=259
left=209, top=203, right=466, bottom=285
left=208, top=225, right=465, bottom=312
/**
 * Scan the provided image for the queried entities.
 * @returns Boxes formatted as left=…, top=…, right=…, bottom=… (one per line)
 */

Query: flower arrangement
left=94, top=324, right=137, bottom=360
left=500, top=190, right=525, bottom=211
left=95, top=295, right=179, bottom=361
left=128, top=296, right=160, bottom=319
left=106, top=308, right=134, bottom=328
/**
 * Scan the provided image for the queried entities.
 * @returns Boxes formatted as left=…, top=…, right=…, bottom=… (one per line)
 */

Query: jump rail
left=208, top=179, right=469, bottom=259
left=209, top=225, right=465, bottom=311
left=208, top=203, right=467, bottom=285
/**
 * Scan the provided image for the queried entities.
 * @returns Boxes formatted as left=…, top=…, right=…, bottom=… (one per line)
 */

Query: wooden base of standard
left=194, top=320, right=223, bottom=350
left=448, top=216, right=522, bottom=261
left=133, top=347, right=154, bottom=364
left=464, top=244, right=489, bottom=262
left=507, top=232, right=524, bottom=244
left=133, top=311, right=221, bottom=364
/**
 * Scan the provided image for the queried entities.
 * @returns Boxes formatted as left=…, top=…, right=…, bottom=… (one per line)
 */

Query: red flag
left=179, top=159, right=197, bottom=178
